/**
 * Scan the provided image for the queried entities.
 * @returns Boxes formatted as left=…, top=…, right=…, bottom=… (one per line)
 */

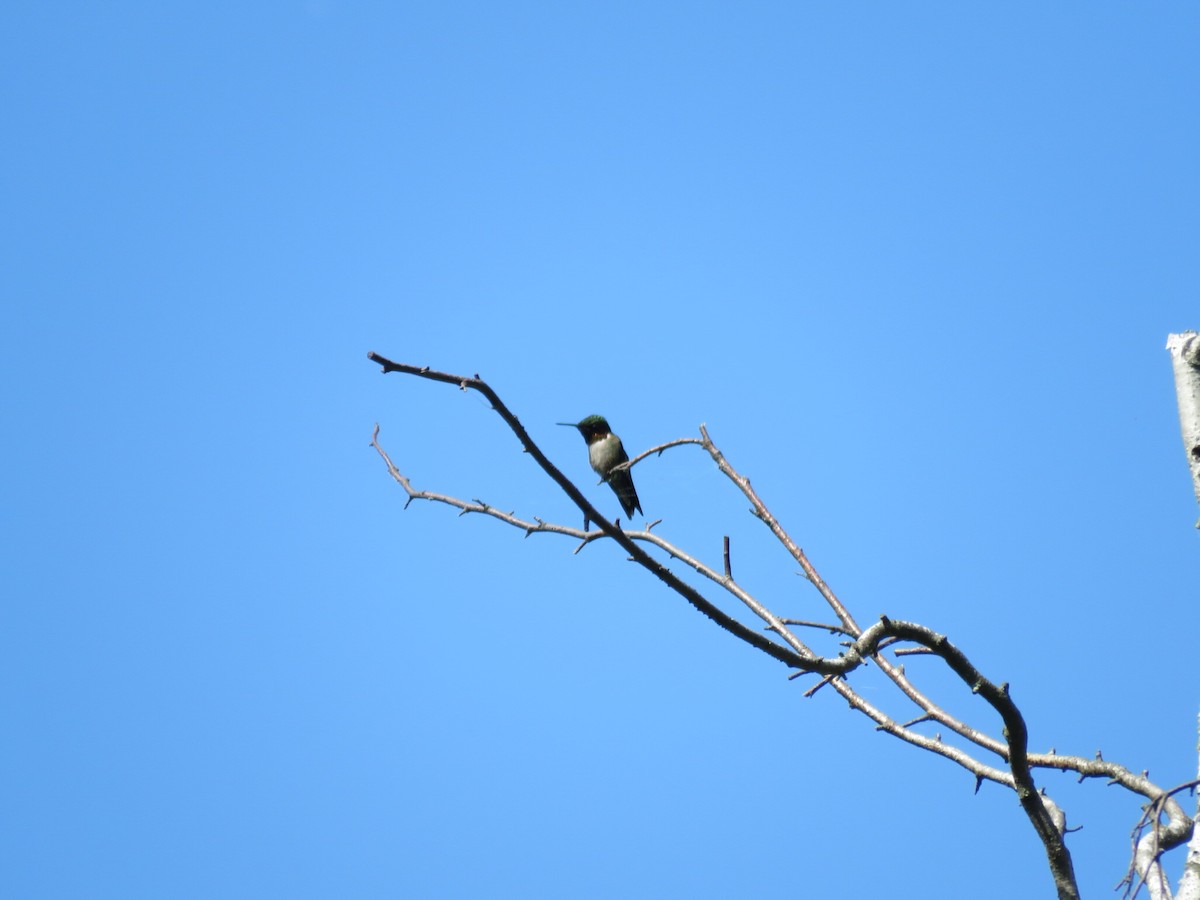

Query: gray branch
left=368, top=352, right=1195, bottom=900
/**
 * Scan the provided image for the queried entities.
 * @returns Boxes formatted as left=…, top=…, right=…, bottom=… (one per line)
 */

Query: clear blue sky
left=4, top=3, right=1197, bottom=897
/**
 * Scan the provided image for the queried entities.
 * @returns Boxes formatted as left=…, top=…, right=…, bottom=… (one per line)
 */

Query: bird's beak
left=555, top=422, right=576, bottom=427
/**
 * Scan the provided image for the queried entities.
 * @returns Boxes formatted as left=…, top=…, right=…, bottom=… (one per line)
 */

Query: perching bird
left=557, top=414, right=642, bottom=519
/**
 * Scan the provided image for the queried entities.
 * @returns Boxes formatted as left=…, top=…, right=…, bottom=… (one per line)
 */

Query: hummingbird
left=557, top=415, right=643, bottom=520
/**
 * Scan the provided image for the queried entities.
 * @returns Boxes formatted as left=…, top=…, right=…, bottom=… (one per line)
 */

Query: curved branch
left=849, top=618, right=1078, bottom=898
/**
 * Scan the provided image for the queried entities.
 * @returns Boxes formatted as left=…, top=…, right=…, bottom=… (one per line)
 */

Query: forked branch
left=368, top=353, right=1194, bottom=900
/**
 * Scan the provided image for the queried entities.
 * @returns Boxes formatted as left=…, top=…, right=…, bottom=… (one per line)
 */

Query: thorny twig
left=367, top=353, right=1194, bottom=900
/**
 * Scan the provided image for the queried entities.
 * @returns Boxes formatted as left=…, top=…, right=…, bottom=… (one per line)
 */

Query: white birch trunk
left=1166, top=332, right=1200, bottom=526
left=1172, top=712, right=1200, bottom=900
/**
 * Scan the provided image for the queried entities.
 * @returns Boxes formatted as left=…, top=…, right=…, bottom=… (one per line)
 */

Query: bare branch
left=620, top=437, right=704, bottom=470
left=696, top=424, right=860, bottom=634
left=367, top=354, right=807, bottom=669
left=854, top=618, right=1078, bottom=896
left=370, top=425, right=598, bottom=541
left=780, top=618, right=852, bottom=637
left=368, top=353, right=1195, bottom=900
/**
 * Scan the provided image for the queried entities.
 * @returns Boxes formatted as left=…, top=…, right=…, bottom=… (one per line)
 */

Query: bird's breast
left=588, top=434, right=622, bottom=474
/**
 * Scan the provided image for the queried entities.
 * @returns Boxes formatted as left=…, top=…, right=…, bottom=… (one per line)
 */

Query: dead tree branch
left=367, top=352, right=1194, bottom=900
